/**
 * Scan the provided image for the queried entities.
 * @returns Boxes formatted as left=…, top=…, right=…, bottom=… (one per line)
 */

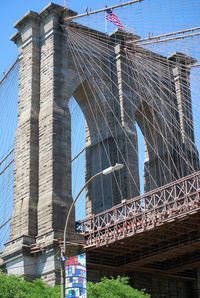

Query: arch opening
left=135, top=100, right=176, bottom=192
left=68, top=97, right=86, bottom=221
left=69, top=79, right=125, bottom=218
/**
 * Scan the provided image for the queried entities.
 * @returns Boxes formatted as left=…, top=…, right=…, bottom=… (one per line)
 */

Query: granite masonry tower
left=1, top=3, right=199, bottom=285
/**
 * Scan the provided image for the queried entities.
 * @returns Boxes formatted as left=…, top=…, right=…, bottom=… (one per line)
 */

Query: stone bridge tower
left=1, top=3, right=199, bottom=284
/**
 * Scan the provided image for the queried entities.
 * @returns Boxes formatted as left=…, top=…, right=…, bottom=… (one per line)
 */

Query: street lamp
left=61, top=163, right=124, bottom=298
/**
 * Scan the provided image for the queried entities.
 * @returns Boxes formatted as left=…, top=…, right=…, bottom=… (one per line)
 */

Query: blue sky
left=1, top=0, right=200, bottom=75
left=0, top=0, right=135, bottom=74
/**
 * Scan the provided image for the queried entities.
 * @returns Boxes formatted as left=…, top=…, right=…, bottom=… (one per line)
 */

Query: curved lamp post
left=61, top=163, right=124, bottom=297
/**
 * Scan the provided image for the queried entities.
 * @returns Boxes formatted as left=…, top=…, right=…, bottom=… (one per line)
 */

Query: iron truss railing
left=76, top=171, right=200, bottom=248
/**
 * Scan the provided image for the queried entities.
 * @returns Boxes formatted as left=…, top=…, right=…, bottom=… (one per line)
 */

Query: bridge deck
left=76, top=171, right=200, bottom=278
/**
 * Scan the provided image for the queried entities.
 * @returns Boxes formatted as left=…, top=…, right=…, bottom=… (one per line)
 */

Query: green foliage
left=87, top=276, right=150, bottom=298
left=0, top=272, right=60, bottom=298
left=0, top=273, right=150, bottom=298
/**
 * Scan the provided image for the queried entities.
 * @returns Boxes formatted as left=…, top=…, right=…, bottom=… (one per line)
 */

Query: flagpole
left=105, top=11, right=107, bottom=33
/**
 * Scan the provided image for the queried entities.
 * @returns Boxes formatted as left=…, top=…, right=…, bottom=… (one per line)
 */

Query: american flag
left=105, top=9, right=123, bottom=29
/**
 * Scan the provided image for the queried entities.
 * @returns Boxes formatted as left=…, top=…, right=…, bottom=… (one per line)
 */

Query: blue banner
left=65, top=254, right=87, bottom=298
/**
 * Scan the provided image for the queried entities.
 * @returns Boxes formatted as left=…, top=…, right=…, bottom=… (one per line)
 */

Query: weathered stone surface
left=1, top=2, right=199, bottom=292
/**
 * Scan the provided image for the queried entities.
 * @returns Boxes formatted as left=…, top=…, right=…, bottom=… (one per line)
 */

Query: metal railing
left=76, top=171, right=200, bottom=248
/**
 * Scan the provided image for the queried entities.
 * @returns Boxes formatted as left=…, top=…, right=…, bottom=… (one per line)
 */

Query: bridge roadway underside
left=86, top=211, right=200, bottom=280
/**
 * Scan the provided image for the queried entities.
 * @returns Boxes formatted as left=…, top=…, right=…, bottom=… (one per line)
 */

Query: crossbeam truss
left=77, top=171, right=200, bottom=248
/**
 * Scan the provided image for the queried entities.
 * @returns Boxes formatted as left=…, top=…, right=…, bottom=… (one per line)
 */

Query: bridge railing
left=76, top=171, right=200, bottom=248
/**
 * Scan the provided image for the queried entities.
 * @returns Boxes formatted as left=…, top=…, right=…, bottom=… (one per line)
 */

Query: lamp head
left=102, top=163, right=124, bottom=175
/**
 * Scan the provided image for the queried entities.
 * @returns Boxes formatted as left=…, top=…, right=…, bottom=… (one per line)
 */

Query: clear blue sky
left=0, top=0, right=134, bottom=75
left=1, top=0, right=200, bottom=76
